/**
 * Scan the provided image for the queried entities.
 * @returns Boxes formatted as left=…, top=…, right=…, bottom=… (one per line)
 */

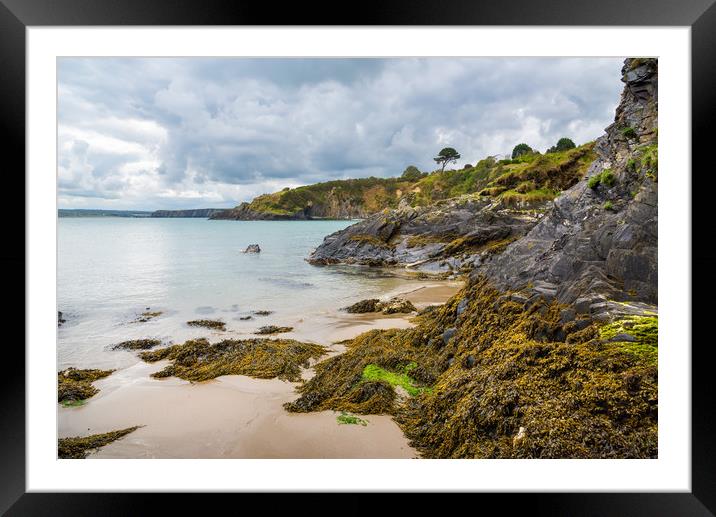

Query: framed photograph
left=4, top=0, right=713, bottom=513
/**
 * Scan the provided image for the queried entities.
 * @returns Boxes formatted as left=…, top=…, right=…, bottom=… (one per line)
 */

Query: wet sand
left=58, top=279, right=462, bottom=459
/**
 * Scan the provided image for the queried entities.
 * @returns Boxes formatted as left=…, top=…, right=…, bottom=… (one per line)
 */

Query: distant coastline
left=59, top=208, right=226, bottom=218
left=59, top=209, right=152, bottom=218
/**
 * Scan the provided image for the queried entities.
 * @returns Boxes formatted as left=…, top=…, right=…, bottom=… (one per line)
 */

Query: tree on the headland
left=511, top=143, right=533, bottom=159
left=401, top=165, right=425, bottom=182
left=433, top=147, right=461, bottom=172
left=547, top=137, right=576, bottom=154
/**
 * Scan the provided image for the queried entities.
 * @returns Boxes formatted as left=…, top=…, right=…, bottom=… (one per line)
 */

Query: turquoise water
left=58, top=218, right=412, bottom=370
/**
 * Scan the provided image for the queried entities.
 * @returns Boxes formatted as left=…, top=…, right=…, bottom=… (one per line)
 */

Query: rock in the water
left=58, top=311, right=66, bottom=327
left=243, top=244, right=261, bottom=253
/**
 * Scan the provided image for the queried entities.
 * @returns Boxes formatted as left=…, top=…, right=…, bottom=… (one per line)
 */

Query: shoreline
left=58, top=278, right=463, bottom=459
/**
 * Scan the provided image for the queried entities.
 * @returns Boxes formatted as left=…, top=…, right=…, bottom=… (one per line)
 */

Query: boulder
left=243, top=244, right=261, bottom=253
left=442, top=327, right=457, bottom=345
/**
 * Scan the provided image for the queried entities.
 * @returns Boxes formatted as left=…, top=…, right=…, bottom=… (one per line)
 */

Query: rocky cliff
left=484, top=58, right=658, bottom=312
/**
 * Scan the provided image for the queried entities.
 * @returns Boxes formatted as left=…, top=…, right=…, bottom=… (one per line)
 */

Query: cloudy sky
left=58, top=57, right=626, bottom=210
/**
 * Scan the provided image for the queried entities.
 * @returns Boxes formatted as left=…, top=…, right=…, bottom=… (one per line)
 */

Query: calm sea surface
left=58, top=218, right=412, bottom=370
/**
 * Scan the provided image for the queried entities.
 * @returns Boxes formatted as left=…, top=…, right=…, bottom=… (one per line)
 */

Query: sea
left=58, top=218, right=415, bottom=371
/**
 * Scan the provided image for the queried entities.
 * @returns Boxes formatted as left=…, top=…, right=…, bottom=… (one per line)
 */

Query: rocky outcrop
left=482, top=58, right=658, bottom=313
left=308, top=196, right=543, bottom=274
left=343, top=297, right=417, bottom=314
left=151, top=208, right=226, bottom=218
left=243, top=244, right=261, bottom=253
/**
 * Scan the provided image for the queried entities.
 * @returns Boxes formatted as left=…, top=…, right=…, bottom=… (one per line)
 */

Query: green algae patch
left=255, top=325, right=293, bottom=335
left=337, top=412, right=368, bottom=426
left=599, top=316, right=658, bottom=366
left=112, top=338, right=162, bottom=351
left=187, top=319, right=226, bottom=331
left=58, top=426, right=141, bottom=459
left=286, top=277, right=658, bottom=459
left=58, top=367, right=114, bottom=405
left=361, top=363, right=427, bottom=397
left=139, top=338, right=326, bottom=383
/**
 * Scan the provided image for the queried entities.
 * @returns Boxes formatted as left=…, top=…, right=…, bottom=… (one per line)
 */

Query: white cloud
left=58, top=57, right=626, bottom=210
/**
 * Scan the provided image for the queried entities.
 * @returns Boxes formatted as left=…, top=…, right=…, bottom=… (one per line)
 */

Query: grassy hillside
left=219, top=143, right=596, bottom=219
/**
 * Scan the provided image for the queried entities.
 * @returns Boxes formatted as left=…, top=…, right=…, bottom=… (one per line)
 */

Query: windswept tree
left=434, top=147, right=461, bottom=172
left=547, top=137, right=576, bottom=153
left=511, top=143, right=533, bottom=159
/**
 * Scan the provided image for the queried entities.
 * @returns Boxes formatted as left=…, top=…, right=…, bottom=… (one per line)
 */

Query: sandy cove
left=58, top=279, right=462, bottom=459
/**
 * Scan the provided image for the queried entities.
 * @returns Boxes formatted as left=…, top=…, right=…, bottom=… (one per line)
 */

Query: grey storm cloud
left=57, top=57, right=626, bottom=210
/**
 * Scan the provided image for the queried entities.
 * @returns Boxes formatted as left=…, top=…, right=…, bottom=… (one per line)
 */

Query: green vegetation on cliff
left=216, top=142, right=595, bottom=220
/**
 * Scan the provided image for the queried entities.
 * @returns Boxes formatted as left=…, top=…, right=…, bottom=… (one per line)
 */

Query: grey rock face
left=481, top=58, right=658, bottom=306
left=308, top=197, right=541, bottom=273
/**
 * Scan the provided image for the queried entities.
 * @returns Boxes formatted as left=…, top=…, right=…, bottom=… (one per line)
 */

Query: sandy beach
left=58, top=279, right=462, bottom=458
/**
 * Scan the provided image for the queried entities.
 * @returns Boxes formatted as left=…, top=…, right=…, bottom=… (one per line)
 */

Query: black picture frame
left=3, top=0, right=712, bottom=514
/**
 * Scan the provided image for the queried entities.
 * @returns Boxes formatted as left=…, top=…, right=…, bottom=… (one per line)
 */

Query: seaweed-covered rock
left=380, top=298, right=417, bottom=314
left=255, top=325, right=293, bottom=335
left=139, top=337, right=326, bottom=382
left=112, top=338, right=162, bottom=350
left=58, top=368, right=114, bottom=405
left=58, top=426, right=140, bottom=458
left=287, top=277, right=658, bottom=458
left=343, top=299, right=381, bottom=313
left=343, top=297, right=417, bottom=315
left=187, top=319, right=226, bottom=330
left=133, top=310, right=162, bottom=323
